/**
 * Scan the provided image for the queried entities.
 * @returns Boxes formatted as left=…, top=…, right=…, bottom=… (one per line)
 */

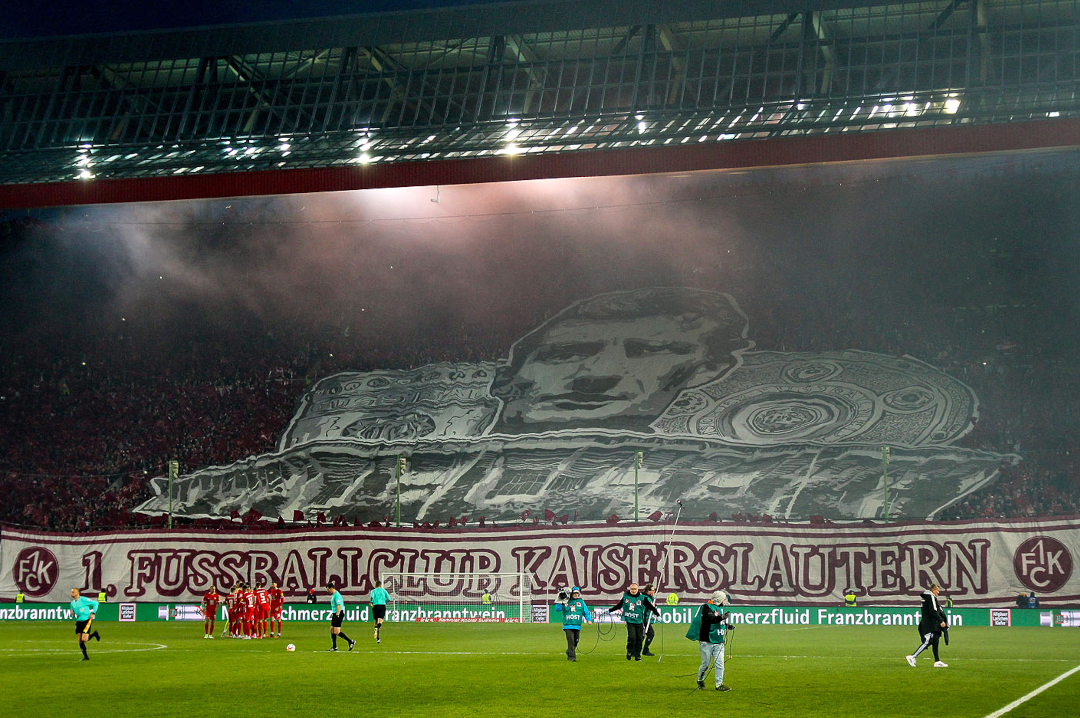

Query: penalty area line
left=982, top=663, right=1080, bottom=718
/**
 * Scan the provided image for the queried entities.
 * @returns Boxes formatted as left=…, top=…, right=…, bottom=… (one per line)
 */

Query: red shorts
left=259, top=605, right=270, bottom=620
left=204, top=607, right=218, bottom=619
left=270, top=606, right=282, bottom=619
left=246, top=610, right=255, bottom=621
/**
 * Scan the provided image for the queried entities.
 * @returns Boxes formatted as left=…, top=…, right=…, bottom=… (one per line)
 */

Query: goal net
left=382, top=572, right=535, bottom=623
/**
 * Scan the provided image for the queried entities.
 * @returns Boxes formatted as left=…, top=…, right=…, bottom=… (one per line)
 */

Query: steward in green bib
left=607, top=583, right=659, bottom=661
left=686, top=590, right=734, bottom=691
left=844, top=589, right=857, bottom=607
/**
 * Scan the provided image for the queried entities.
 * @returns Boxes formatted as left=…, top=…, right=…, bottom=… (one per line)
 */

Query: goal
left=382, top=572, right=536, bottom=623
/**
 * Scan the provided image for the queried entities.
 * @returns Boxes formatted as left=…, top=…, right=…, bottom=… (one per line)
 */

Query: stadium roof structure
left=2, top=0, right=1080, bottom=207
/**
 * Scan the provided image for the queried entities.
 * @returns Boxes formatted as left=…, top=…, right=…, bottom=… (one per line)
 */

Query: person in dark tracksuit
left=608, top=583, right=659, bottom=661
left=553, top=586, right=592, bottom=661
left=641, top=584, right=660, bottom=656
left=905, top=584, right=949, bottom=668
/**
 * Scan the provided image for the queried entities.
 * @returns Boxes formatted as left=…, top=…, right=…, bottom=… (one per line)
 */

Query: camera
left=556, top=587, right=572, bottom=603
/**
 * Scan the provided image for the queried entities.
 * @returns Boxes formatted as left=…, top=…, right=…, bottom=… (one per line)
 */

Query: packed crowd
left=0, top=315, right=529, bottom=531
left=666, top=210, right=1080, bottom=522
left=2, top=175, right=1079, bottom=530
left=3, top=291, right=1074, bottom=530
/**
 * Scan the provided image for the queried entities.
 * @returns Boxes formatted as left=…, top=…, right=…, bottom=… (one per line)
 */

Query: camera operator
left=687, top=590, right=735, bottom=691
left=607, top=583, right=659, bottom=661
left=553, top=586, right=592, bottom=661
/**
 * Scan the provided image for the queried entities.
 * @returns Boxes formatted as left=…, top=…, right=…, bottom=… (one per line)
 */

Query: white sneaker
left=933, top=661, right=948, bottom=668
left=208, top=635, right=213, bottom=639
left=905, top=655, right=917, bottom=668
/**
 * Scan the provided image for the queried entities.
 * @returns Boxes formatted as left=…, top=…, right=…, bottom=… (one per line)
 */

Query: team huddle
left=199, top=580, right=285, bottom=639
left=197, top=579, right=391, bottom=650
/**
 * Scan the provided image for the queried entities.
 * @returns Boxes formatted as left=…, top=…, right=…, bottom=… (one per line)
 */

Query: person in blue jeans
left=687, top=590, right=734, bottom=691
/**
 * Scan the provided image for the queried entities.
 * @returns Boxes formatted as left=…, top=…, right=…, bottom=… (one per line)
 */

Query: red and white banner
left=2, top=518, right=1077, bottom=605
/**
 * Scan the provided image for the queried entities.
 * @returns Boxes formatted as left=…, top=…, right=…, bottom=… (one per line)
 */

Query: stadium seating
left=2, top=229, right=1077, bottom=530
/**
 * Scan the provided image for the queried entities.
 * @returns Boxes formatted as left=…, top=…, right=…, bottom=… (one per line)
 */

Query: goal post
left=383, top=572, right=535, bottom=623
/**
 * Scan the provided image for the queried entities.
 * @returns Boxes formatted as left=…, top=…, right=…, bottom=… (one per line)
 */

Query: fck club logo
left=1013, top=537, right=1073, bottom=593
left=13, top=547, right=60, bottom=597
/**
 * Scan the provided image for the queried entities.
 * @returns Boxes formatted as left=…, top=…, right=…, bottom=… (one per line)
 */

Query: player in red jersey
left=254, top=580, right=270, bottom=638
left=233, top=584, right=245, bottom=637
left=268, top=581, right=285, bottom=637
left=244, top=584, right=257, bottom=639
left=226, top=585, right=241, bottom=637
left=201, top=585, right=221, bottom=638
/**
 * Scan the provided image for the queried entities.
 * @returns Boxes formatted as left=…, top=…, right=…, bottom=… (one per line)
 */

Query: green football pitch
left=1, top=621, right=1077, bottom=717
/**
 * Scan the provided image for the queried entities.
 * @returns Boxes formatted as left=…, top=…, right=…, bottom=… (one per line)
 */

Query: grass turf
left=1, top=620, right=1078, bottom=717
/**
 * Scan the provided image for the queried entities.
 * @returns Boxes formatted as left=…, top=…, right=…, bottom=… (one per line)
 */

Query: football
left=286, top=643, right=296, bottom=652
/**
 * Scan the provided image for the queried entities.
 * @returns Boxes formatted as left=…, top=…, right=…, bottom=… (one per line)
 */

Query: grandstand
left=0, top=0, right=1078, bottom=533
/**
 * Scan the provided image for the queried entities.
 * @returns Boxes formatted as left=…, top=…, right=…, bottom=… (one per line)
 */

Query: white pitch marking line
left=295, top=650, right=1073, bottom=662
left=311, top=650, right=550, bottom=655
left=982, top=663, right=1080, bottom=718
left=0, top=642, right=167, bottom=654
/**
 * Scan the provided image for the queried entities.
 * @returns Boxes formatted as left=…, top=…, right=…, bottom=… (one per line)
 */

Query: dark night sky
left=3, top=0, right=498, bottom=39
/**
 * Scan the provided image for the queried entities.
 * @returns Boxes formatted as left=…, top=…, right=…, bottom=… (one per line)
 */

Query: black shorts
left=75, top=619, right=90, bottom=635
left=372, top=605, right=386, bottom=620
left=331, top=612, right=345, bottom=628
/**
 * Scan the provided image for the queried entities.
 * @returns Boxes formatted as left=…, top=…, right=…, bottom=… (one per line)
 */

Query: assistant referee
left=368, top=579, right=390, bottom=644
left=327, top=583, right=356, bottom=652
left=70, top=588, right=101, bottom=660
